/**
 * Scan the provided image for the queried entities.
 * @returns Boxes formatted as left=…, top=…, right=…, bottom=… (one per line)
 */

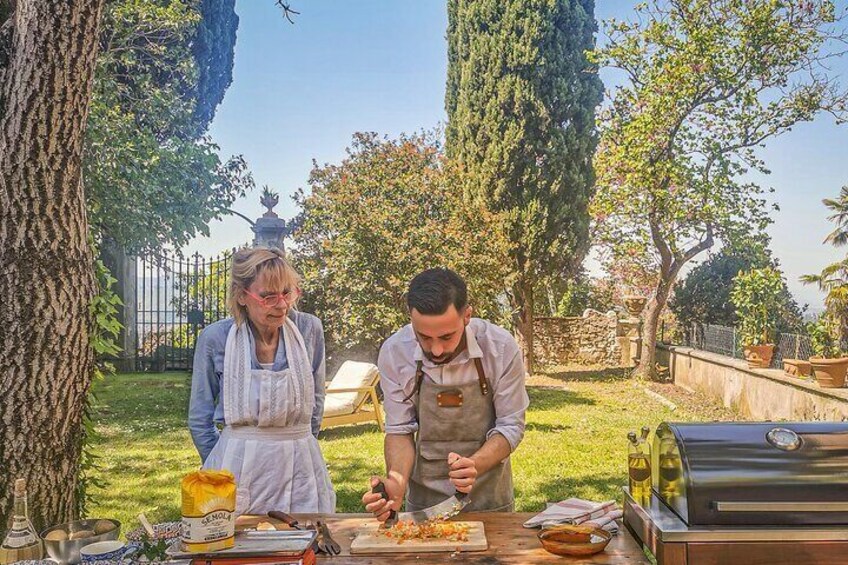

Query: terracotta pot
left=743, top=344, right=775, bottom=369
left=623, top=296, right=647, bottom=317
left=810, top=357, right=848, bottom=388
left=782, top=358, right=812, bottom=377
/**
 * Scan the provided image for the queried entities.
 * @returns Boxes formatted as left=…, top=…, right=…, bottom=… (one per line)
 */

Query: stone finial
left=623, top=295, right=648, bottom=317
left=253, top=185, right=287, bottom=250
left=260, top=185, right=280, bottom=218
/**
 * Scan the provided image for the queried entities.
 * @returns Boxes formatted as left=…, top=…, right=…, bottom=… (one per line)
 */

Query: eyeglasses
left=244, top=288, right=301, bottom=308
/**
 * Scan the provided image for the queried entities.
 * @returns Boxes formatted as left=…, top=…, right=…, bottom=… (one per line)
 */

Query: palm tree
left=801, top=259, right=848, bottom=347
left=803, top=186, right=848, bottom=349
left=823, top=185, right=848, bottom=247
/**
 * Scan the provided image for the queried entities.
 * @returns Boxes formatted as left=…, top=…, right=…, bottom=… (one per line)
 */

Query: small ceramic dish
left=124, top=521, right=181, bottom=543
left=538, top=524, right=612, bottom=557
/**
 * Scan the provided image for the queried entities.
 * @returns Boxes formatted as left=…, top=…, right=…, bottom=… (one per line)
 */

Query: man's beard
left=423, top=332, right=468, bottom=365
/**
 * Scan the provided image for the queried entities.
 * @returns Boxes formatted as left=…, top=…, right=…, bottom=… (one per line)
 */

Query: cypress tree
left=446, top=0, right=603, bottom=371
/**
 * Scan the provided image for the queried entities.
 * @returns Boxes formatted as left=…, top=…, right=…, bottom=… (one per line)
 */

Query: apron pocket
left=417, top=439, right=482, bottom=480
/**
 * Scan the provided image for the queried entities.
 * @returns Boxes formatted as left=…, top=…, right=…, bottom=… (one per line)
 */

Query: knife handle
left=268, top=510, right=300, bottom=529
left=372, top=481, right=397, bottom=524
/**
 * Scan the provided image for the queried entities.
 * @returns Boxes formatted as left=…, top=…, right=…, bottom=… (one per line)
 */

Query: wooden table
left=237, top=513, right=651, bottom=564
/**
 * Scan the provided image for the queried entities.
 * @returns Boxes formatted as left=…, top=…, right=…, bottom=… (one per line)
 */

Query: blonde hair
left=227, top=246, right=301, bottom=325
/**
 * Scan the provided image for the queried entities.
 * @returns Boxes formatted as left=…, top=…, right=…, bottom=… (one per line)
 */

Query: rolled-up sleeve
left=378, top=343, right=419, bottom=436
left=485, top=340, right=529, bottom=452
left=309, top=319, right=327, bottom=438
left=189, top=328, right=221, bottom=463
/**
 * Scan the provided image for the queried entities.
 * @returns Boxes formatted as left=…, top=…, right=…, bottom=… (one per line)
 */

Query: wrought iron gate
left=136, top=250, right=233, bottom=371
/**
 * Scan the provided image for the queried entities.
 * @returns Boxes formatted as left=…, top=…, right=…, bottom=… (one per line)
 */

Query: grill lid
left=652, top=422, right=848, bottom=526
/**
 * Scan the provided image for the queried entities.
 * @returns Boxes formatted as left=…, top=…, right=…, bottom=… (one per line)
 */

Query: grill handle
left=715, top=501, right=848, bottom=512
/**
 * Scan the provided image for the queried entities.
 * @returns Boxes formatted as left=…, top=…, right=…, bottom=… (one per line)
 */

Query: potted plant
left=807, top=317, right=848, bottom=388
left=730, top=268, right=785, bottom=369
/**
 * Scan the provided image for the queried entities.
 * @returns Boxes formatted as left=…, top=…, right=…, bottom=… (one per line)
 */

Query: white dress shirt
left=377, top=318, right=529, bottom=451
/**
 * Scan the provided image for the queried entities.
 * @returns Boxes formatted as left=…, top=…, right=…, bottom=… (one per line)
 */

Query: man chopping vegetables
left=362, top=268, right=529, bottom=522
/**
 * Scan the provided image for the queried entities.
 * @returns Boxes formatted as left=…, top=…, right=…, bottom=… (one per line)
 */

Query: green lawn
left=88, top=368, right=738, bottom=530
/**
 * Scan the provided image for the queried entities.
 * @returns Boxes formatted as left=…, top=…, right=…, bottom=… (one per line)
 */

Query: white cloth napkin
left=523, top=498, right=621, bottom=533
left=585, top=509, right=623, bottom=533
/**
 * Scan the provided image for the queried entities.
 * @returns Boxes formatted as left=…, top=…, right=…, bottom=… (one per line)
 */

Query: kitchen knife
left=372, top=481, right=470, bottom=526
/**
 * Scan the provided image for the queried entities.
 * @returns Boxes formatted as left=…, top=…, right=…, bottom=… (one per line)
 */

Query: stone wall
left=534, top=309, right=625, bottom=366
left=659, top=345, right=848, bottom=420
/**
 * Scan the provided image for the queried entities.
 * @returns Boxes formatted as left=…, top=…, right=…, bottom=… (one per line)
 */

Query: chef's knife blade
left=398, top=491, right=470, bottom=524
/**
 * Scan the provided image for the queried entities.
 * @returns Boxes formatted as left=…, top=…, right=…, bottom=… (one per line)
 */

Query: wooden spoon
left=138, top=512, right=156, bottom=538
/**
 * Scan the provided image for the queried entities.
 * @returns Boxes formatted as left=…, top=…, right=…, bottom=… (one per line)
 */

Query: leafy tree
left=0, top=0, right=286, bottom=527
left=671, top=238, right=766, bottom=327
left=291, top=131, right=513, bottom=353
left=445, top=0, right=604, bottom=372
left=672, top=241, right=804, bottom=335
left=535, top=269, right=616, bottom=318
left=193, top=0, right=239, bottom=131
left=590, top=0, right=847, bottom=379
left=86, top=0, right=251, bottom=253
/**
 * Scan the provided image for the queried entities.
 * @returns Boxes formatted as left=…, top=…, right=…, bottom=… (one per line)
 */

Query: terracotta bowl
left=538, top=525, right=612, bottom=557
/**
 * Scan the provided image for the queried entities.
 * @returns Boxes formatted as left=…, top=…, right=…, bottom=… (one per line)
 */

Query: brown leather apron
left=405, top=357, right=514, bottom=512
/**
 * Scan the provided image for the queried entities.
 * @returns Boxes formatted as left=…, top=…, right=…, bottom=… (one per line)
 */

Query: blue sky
left=195, top=0, right=848, bottom=310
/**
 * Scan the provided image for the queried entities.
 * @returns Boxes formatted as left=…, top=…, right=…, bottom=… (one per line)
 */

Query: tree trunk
left=636, top=276, right=676, bottom=381
left=512, top=280, right=535, bottom=375
left=0, top=0, right=104, bottom=530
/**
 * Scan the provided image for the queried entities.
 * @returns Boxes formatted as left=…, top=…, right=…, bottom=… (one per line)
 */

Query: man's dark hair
left=407, top=268, right=468, bottom=315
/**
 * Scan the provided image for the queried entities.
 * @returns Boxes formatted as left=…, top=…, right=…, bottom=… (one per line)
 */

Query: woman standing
left=188, top=247, right=335, bottom=514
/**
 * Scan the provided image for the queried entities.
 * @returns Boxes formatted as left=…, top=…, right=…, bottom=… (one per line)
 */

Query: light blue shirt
left=378, top=318, right=529, bottom=452
left=188, top=311, right=327, bottom=463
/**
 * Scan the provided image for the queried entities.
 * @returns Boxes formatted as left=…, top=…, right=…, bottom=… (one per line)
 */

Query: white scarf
left=222, top=317, right=314, bottom=426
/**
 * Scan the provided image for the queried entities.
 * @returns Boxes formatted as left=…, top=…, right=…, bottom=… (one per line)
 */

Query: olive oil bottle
left=628, top=431, right=652, bottom=504
left=0, top=479, right=44, bottom=565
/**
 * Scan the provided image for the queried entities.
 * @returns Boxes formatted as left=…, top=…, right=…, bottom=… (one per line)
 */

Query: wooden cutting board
left=350, top=521, right=487, bottom=554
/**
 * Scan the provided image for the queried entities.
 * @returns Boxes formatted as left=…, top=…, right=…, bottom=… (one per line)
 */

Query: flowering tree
left=292, top=132, right=513, bottom=354
left=590, top=0, right=847, bottom=378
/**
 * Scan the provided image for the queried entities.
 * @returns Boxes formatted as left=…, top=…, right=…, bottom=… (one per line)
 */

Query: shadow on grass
left=525, top=422, right=573, bottom=433
left=528, top=387, right=596, bottom=410
left=538, top=366, right=631, bottom=383
left=327, top=458, right=383, bottom=513
left=516, top=473, right=627, bottom=512
left=319, top=423, right=384, bottom=441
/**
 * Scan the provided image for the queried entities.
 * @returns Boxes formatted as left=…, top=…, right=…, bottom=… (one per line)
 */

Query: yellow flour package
left=181, top=470, right=236, bottom=552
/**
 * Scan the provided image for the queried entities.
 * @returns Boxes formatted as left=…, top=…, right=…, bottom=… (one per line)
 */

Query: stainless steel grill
left=652, top=422, right=848, bottom=526
left=624, top=422, right=848, bottom=564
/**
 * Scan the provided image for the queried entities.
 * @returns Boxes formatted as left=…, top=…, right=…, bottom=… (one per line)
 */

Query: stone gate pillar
left=252, top=186, right=287, bottom=250
left=100, top=240, right=137, bottom=372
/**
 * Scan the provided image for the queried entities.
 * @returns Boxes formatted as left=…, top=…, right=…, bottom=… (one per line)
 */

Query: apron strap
left=404, top=358, right=489, bottom=402
left=403, top=360, right=426, bottom=403
left=473, top=358, right=490, bottom=396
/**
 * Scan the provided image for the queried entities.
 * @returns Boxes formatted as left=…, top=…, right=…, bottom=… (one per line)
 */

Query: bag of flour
left=181, top=470, right=236, bottom=552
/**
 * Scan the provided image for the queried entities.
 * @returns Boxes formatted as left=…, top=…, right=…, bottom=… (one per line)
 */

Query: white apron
left=203, top=318, right=336, bottom=515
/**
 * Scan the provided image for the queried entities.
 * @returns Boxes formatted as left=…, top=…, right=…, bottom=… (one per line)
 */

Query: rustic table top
left=237, top=512, right=651, bottom=564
